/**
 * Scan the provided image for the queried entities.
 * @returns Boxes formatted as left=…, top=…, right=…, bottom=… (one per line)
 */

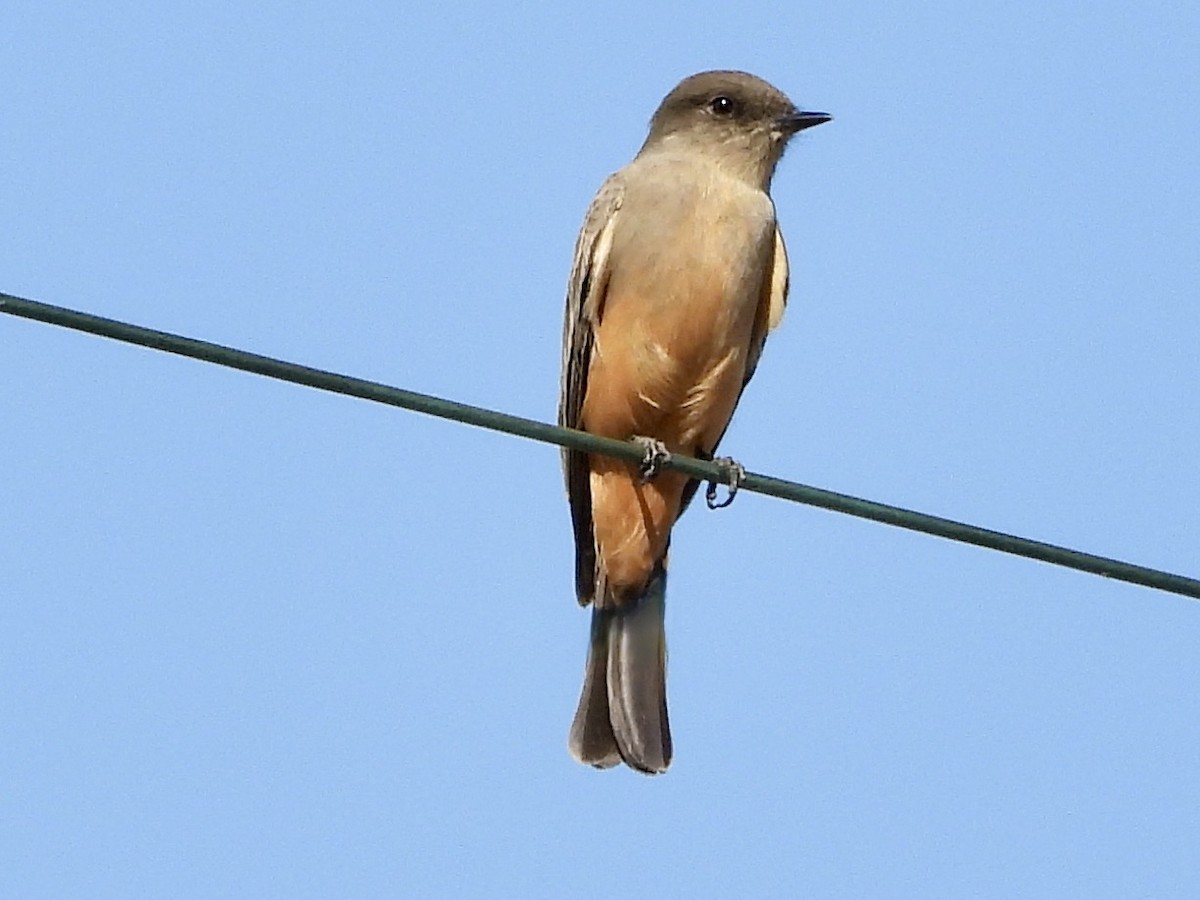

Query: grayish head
left=640, top=70, right=830, bottom=189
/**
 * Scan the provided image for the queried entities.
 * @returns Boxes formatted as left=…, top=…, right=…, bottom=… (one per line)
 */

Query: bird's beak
left=778, top=110, right=832, bottom=133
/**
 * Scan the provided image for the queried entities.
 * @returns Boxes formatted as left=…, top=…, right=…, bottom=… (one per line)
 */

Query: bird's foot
left=706, top=457, right=746, bottom=510
left=632, top=436, right=671, bottom=483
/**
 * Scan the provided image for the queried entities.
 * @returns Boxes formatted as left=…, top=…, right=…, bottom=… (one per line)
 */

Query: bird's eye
left=708, top=95, right=737, bottom=117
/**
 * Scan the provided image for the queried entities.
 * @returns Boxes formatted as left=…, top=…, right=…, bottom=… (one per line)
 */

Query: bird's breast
left=583, top=163, right=776, bottom=449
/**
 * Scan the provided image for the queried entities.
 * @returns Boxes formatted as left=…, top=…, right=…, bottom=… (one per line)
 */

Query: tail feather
left=568, top=609, right=621, bottom=768
left=608, top=565, right=671, bottom=773
left=568, top=565, right=671, bottom=775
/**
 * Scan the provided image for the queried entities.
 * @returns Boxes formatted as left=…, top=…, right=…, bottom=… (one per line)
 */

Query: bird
left=558, top=70, right=830, bottom=773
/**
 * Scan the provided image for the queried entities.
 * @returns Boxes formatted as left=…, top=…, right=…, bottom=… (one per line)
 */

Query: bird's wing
left=744, top=223, right=790, bottom=387
left=559, top=174, right=624, bottom=605
left=677, top=222, right=790, bottom=517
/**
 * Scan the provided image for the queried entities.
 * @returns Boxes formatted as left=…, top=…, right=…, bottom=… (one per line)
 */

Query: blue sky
left=3, top=2, right=1198, bottom=897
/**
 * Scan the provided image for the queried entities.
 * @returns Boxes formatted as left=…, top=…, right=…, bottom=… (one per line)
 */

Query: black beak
left=779, top=110, right=832, bottom=133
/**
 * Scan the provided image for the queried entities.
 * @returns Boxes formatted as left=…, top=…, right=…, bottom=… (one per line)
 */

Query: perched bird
left=558, top=70, right=829, bottom=773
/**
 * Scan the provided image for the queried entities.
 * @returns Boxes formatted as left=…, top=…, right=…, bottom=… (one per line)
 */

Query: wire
left=3, top=290, right=1197, bottom=600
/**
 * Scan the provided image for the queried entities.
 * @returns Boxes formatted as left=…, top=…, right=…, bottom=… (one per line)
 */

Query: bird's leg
left=705, top=457, right=747, bottom=510
left=632, top=436, right=672, bottom=483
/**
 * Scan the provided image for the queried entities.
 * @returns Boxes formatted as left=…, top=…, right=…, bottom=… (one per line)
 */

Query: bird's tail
left=568, top=564, right=671, bottom=774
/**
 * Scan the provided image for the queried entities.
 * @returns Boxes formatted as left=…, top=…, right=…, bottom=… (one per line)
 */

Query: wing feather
left=559, top=175, right=624, bottom=605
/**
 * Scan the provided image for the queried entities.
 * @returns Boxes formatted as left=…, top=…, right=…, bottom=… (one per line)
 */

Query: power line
left=3, top=290, right=1198, bottom=601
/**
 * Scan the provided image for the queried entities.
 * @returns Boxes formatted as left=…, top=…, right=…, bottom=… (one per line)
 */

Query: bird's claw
left=706, top=457, right=746, bottom=510
left=632, top=436, right=671, bottom=482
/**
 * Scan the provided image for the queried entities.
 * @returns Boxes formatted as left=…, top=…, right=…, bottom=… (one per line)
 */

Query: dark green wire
left=4, top=290, right=1197, bottom=601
